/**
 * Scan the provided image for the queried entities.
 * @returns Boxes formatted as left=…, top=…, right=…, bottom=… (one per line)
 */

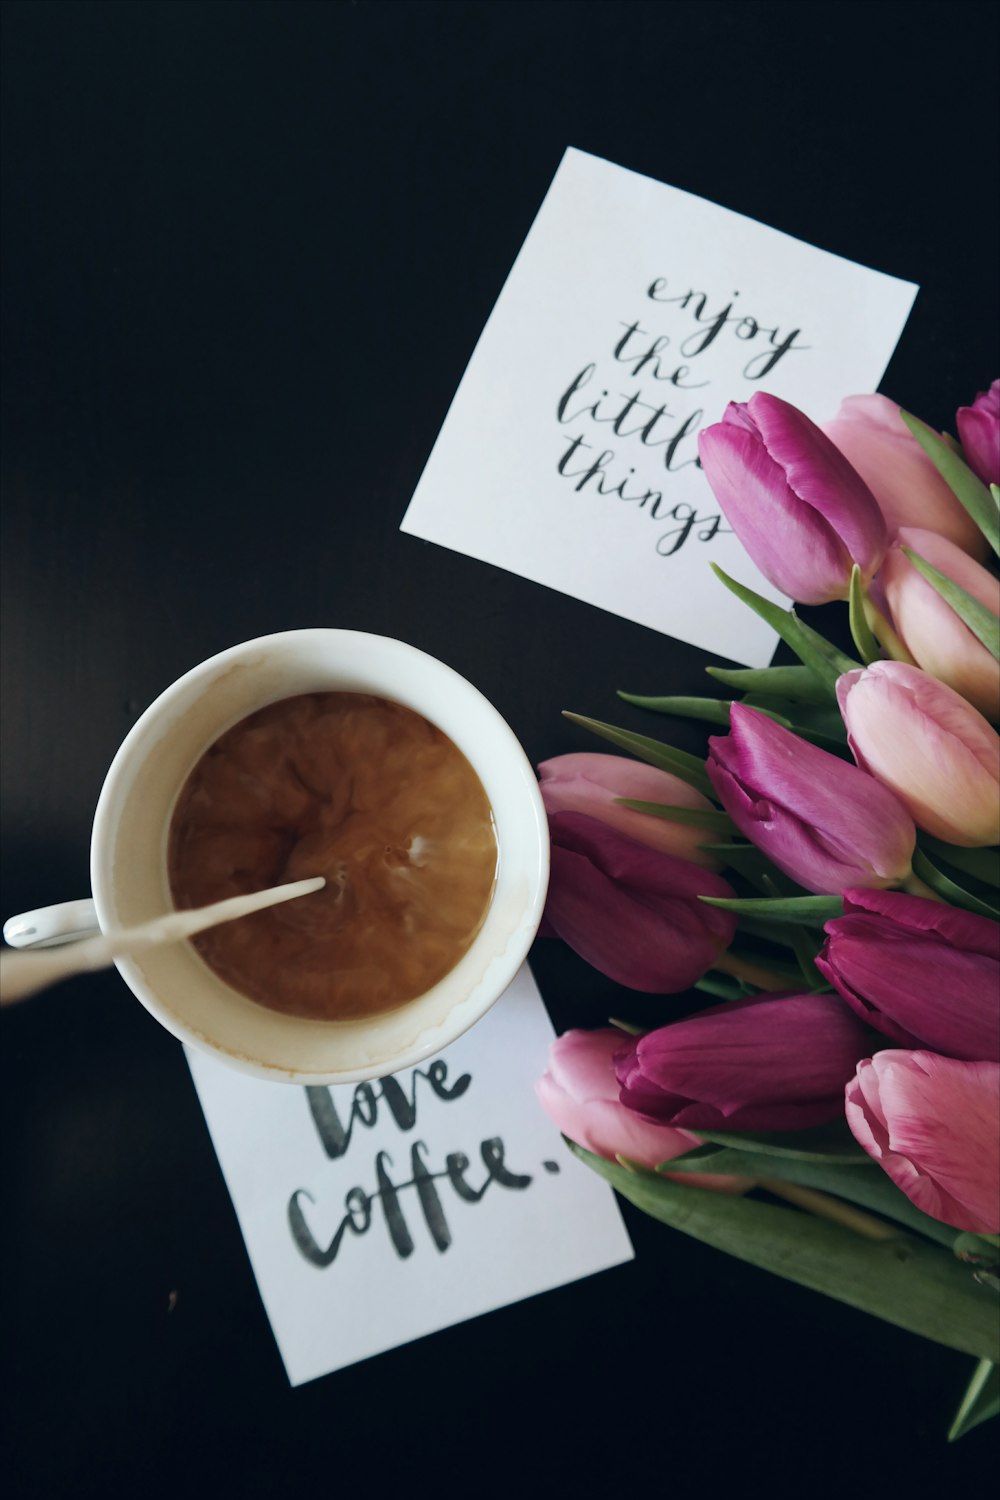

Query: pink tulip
left=816, top=888, right=1000, bottom=1062
left=837, top=661, right=1000, bottom=847
left=615, top=993, right=871, bottom=1131
left=845, top=1052, right=1000, bottom=1234
left=706, top=703, right=915, bottom=894
left=822, top=393, right=989, bottom=559
left=537, top=752, right=720, bottom=868
left=879, top=527, right=1000, bottom=722
left=534, top=1028, right=748, bottom=1190
left=697, top=392, right=887, bottom=604
left=543, top=811, right=737, bottom=992
left=956, top=379, right=1000, bottom=488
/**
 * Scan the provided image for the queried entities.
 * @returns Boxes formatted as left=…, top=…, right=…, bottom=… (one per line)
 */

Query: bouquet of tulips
left=534, top=383, right=1000, bottom=1441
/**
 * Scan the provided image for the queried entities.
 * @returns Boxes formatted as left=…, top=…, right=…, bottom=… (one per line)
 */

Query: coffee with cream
left=167, top=692, right=498, bottom=1021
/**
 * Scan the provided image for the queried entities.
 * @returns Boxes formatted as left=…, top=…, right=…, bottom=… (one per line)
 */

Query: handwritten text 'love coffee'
left=288, top=1060, right=556, bottom=1269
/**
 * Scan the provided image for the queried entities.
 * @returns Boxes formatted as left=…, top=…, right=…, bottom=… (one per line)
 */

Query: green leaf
left=571, top=1145, right=999, bottom=1361
left=664, top=1145, right=956, bottom=1247
left=720, top=947, right=804, bottom=984
left=617, top=692, right=792, bottom=728
left=911, top=848, right=1000, bottom=920
left=740, top=696, right=848, bottom=742
left=693, top=974, right=748, bottom=1001
left=699, top=894, right=843, bottom=926
left=918, top=837, right=1000, bottom=888
left=848, top=565, right=882, bottom=665
left=736, top=872, right=827, bottom=983
left=560, top=712, right=714, bottom=798
left=710, top=565, right=860, bottom=690
left=788, top=923, right=826, bottom=989
left=698, top=842, right=780, bottom=891
left=949, top=1360, right=1000, bottom=1442
left=727, top=913, right=799, bottom=944
left=694, top=1123, right=868, bottom=1162
left=902, top=548, right=1000, bottom=661
left=725, top=914, right=827, bottom=980
left=953, top=1231, right=1000, bottom=1268
left=705, top=664, right=832, bottom=705
left=900, top=408, right=1000, bottom=557
left=614, top=799, right=735, bottom=832
left=663, top=1145, right=869, bottom=1178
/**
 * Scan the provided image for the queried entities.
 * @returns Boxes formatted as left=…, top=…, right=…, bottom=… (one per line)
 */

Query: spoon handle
left=0, top=876, right=326, bottom=1005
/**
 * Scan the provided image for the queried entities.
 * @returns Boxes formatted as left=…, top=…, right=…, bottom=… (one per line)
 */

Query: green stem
left=848, top=568, right=882, bottom=665
left=863, top=593, right=916, bottom=665
left=760, top=1179, right=899, bottom=1241
left=712, top=952, right=793, bottom=992
left=902, top=870, right=946, bottom=902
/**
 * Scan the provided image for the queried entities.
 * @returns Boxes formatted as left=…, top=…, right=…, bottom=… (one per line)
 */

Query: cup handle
left=3, top=899, right=100, bottom=949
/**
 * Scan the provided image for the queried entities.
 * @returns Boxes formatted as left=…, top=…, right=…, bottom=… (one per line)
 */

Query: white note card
left=186, top=964, right=633, bottom=1386
left=400, top=147, right=917, bottom=665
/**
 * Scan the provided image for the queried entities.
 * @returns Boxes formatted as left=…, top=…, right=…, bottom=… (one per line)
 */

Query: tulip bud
left=537, top=752, right=720, bottom=868
left=837, top=661, right=1000, bottom=847
left=706, top=703, right=916, bottom=894
left=542, top=811, right=737, bottom=992
left=956, top=379, right=1000, bottom=489
left=697, top=392, right=888, bottom=604
left=534, top=1028, right=748, bottom=1191
left=614, top=993, right=871, bottom=1131
left=846, top=1052, right=1000, bottom=1234
left=817, top=888, right=1000, bottom=1062
left=822, top=393, right=989, bottom=559
left=879, top=527, right=1000, bottom=722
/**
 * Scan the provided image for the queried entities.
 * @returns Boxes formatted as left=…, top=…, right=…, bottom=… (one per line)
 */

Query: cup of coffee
left=3, top=630, right=550, bottom=1083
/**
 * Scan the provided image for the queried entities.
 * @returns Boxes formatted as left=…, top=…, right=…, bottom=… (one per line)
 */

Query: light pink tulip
left=822, top=394, right=989, bottom=560
left=880, top=527, right=1000, bottom=722
left=538, top=752, right=720, bottom=868
left=846, top=1051, right=1000, bottom=1234
left=837, top=661, right=1000, bottom=847
left=535, top=1028, right=748, bottom=1190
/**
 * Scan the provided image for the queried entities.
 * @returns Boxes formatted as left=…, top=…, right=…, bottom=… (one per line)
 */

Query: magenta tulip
left=538, top=752, right=720, bottom=868
left=816, top=888, right=1000, bottom=1062
left=543, top=811, right=737, bottom=992
left=846, top=1052, right=1000, bottom=1234
left=697, top=392, right=888, bottom=604
left=534, top=1028, right=749, bottom=1190
left=879, top=527, right=1000, bottom=722
left=822, top=393, right=989, bottom=559
left=614, top=993, right=871, bottom=1131
left=837, top=661, right=1000, bottom=847
left=956, top=379, right=1000, bottom=488
left=706, top=703, right=916, bottom=894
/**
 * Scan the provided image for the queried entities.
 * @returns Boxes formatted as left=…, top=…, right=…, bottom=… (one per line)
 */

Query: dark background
left=2, top=1, right=998, bottom=1494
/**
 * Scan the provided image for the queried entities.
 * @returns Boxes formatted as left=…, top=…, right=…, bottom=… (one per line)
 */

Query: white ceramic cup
left=2, top=630, right=550, bottom=1083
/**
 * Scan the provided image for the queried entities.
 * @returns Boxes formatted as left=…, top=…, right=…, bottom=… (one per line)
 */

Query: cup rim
left=90, top=629, right=550, bottom=1083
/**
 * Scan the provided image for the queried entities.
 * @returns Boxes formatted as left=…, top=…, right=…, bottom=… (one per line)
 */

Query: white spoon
left=0, top=876, right=326, bottom=1005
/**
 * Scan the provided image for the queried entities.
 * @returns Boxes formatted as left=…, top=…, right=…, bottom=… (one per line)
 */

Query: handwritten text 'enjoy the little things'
left=554, top=278, right=809, bottom=556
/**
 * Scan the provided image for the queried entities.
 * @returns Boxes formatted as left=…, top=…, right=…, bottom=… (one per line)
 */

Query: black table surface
left=3, top=2, right=998, bottom=1494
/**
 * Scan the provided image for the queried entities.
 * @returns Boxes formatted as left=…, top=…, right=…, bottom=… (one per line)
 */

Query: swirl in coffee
left=167, top=692, right=498, bottom=1020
